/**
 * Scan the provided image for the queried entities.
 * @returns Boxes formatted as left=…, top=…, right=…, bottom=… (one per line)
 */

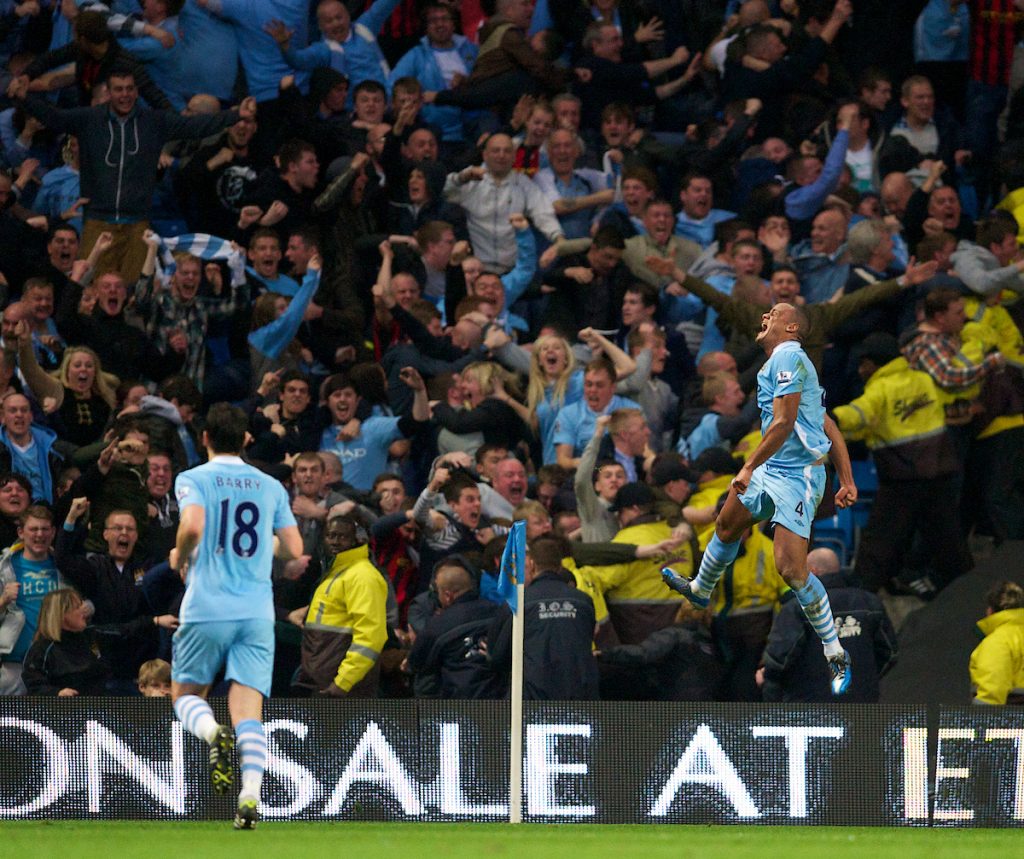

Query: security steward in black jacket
left=760, top=548, right=898, bottom=703
left=488, top=535, right=600, bottom=701
left=407, top=557, right=504, bottom=699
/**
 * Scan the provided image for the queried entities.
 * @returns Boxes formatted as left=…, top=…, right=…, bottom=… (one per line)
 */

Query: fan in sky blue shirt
left=202, top=0, right=308, bottom=103
left=552, top=394, right=641, bottom=458
left=281, top=0, right=401, bottom=104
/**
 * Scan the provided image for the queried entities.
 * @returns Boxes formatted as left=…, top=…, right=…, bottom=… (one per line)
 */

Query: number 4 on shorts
left=795, top=501, right=804, bottom=517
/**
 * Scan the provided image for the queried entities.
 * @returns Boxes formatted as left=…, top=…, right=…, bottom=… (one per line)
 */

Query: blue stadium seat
left=851, top=459, right=879, bottom=498
left=811, top=507, right=857, bottom=565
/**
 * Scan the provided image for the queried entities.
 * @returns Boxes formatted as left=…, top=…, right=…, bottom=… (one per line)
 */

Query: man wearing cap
left=651, top=452, right=700, bottom=520
left=832, top=332, right=965, bottom=596
left=578, top=481, right=694, bottom=648
left=662, top=301, right=859, bottom=696
left=760, top=548, right=897, bottom=702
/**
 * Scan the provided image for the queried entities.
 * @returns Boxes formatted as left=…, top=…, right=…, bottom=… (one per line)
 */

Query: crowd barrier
left=1, top=699, right=1022, bottom=826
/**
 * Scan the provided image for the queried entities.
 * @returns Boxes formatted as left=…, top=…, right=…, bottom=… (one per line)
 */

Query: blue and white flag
left=157, top=233, right=246, bottom=288
left=496, top=519, right=527, bottom=612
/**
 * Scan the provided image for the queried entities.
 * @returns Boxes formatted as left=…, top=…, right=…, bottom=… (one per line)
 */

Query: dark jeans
left=854, top=476, right=968, bottom=592
left=962, top=426, right=1024, bottom=542
left=965, top=78, right=1009, bottom=205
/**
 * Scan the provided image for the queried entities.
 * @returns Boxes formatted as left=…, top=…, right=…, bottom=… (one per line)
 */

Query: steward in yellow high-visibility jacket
left=576, top=485, right=695, bottom=646
left=297, top=540, right=388, bottom=697
left=832, top=336, right=965, bottom=592
left=970, top=581, right=1024, bottom=705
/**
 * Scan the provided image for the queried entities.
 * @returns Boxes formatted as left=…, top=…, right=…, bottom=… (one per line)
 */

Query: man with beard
left=56, top=498, right=176, bottom=692
left=179, top=111, right=260, bottom=237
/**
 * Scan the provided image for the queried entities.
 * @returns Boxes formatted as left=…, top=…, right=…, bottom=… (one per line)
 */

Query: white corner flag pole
left=509, top=579, right=526, bottom=824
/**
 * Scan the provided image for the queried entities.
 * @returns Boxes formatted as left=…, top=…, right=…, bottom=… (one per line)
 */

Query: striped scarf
left=156, top=233, right=246, bottom=288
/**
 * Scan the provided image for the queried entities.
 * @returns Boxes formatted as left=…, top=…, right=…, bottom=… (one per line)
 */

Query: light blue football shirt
left=174, top=456, right=296, bottom=623
left=756, top=340, right=831, bottom=469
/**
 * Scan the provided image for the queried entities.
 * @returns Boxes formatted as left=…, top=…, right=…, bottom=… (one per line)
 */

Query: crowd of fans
left=0, top=0, right=1021, bottom=705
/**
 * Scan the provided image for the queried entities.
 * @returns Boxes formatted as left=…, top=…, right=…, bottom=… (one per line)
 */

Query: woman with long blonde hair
left=22, top=587, right=177, bottom=696
left=15, top=322, right=118, bottom=447
left=432, top=360, right=532, bottom=456
left=527, top=328, right=637, bottom=465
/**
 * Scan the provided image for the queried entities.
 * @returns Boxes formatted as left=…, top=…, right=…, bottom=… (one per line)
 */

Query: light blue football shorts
left=737, top=462, right=826, bottom=539
left=171, top=618, right=274, bottom=697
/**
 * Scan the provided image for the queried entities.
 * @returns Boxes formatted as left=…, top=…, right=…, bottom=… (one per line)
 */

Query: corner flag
left=496, top=520, right=526, bottom=612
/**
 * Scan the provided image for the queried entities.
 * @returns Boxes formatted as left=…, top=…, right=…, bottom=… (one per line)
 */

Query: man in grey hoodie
left=950, top=217, right=1024, bottom=298
left=7, top=70, right=255, bottom=283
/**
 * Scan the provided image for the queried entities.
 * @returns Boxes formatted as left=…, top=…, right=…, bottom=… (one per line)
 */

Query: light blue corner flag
left=496, top=520, right=527, bottom=612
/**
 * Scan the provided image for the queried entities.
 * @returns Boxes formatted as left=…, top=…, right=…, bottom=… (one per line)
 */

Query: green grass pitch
left=0, top=822, right=1018, bottom=858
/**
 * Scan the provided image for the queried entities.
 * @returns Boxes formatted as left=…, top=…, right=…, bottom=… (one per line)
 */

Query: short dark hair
left=592, top=458, right=624, bottom=486
left=322, top=373, right=356, bottom=399
left=354, top=79, right=387, bottom=98
left=680, top=170, right=713, bottom=192
left=857, top=65, right=891, bottom=94
left=976, top=217, right=1017, bottom=249
left=280, top=369, right=311, bottom=390
left=625, top=281, right=659, bottom=309
left=441, top=474, right=478, bottom=504
left=75, top=11, right=112, bottom=45
left=528, top=534, right=571, bottom=572
left=601, top=102, right=635, bottom=125
left=288, top=225, right=320, bottom=250
left=47, top=223, right=79, bottom=243
left=592, top=225, right=625, bottom=250
left=159, top=375, right=201, bottom=410
left=716, top=219, right=753, bottom=249
left=475, top=443, right=508, bottom=466
left=788, top=303, right=811, bottom=341
left=0, top=472, right=31, bottom=496
left=923, top=287, right=964, bottom=319
left=277, top=139, right=316, bottom=172
left=203, top=403, right=249, bottom=454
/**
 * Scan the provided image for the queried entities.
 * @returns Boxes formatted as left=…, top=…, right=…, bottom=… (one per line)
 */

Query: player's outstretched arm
left=732, top=393, right=799, bottom=494
left=274, top=525, right=303, bottom=562
left=823, top=414, right=857, bottom=508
